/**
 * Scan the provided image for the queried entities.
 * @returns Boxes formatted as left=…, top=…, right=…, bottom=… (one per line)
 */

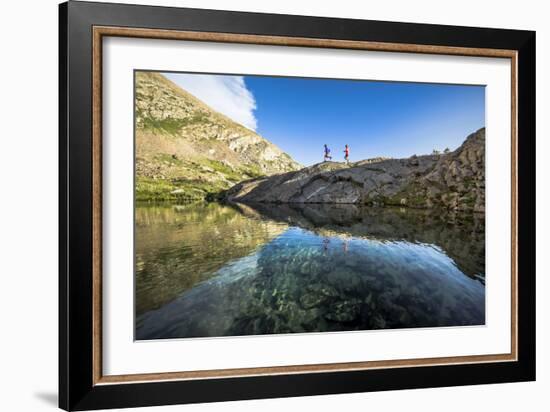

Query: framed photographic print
left=59, top=1, right=536, bottom=410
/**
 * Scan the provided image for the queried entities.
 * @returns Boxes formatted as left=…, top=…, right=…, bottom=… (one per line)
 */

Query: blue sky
left=165, top=72, right=485, bottom=166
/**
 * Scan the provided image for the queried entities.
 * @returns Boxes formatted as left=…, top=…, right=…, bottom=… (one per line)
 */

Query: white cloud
left=163, top=72, right=258, bottom=131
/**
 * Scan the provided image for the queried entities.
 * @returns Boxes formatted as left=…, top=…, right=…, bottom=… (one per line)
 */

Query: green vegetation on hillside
left=138, top=112, right=211, bottom=135
left=136, top=158, right=267, bottom=202
left=136, top=177, right=211, bottom=202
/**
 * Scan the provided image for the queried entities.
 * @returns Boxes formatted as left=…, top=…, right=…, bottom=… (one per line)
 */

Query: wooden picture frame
left=59, top=1, right=535, bottom=410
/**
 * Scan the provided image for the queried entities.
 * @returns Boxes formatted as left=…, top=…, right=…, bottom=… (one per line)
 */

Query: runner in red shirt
left=344, top=144, right=350, bottom=164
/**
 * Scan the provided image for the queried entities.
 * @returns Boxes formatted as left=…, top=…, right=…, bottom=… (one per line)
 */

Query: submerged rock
left=324, top=299, right=362, bottom=322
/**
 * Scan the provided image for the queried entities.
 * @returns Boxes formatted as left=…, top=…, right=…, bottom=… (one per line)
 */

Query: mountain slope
left=135, top=72, right=301, bottom=201
left=225, top=128, right=485, bottom=213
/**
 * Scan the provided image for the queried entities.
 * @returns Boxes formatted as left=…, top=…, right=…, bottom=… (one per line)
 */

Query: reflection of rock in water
left=136, top=209, right=485, bottom=340
left=135, top=202, right=288, bottom=315
left=238, top=203, right=485, bottom=279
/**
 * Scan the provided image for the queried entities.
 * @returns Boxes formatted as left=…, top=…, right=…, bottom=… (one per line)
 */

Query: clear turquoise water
left=136, top=202, right=485, bottom=340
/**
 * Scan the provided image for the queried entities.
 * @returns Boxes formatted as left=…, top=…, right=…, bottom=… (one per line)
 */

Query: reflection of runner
left=344, top=144, right=350, bottom=164
left=343, top=239, right=349, bottom=253
left=323, top=144, right=332, bottom=161
left=322, top=237, right=330, bottom=251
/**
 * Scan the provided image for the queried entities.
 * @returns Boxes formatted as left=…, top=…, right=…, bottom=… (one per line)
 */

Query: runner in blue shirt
left=323, top=144, right=332, bottom=161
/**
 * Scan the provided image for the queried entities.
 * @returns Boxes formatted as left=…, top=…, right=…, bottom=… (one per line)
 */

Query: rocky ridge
left=225, top=128, right=485, bottom=213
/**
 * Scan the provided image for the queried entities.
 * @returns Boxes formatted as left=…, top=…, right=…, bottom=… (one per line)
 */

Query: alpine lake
left=136, top=201, right=485, bottom=340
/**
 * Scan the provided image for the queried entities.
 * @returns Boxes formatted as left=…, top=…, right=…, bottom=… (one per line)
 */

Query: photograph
left=134, top=70, right=486, bottom=340
left=53, top=2, right=536, bottom=409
